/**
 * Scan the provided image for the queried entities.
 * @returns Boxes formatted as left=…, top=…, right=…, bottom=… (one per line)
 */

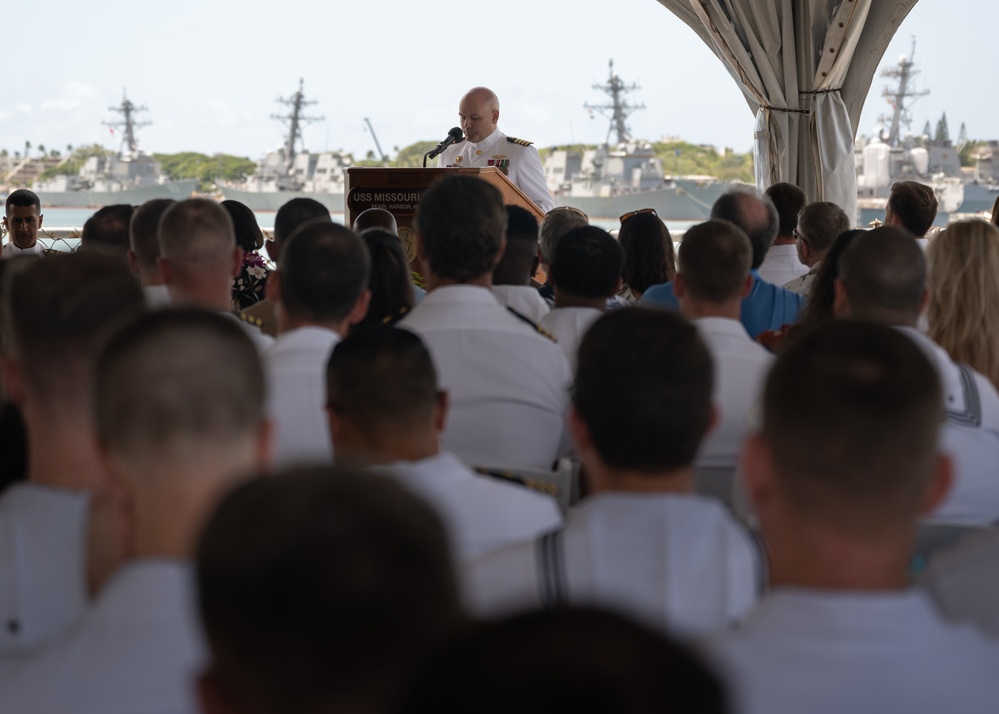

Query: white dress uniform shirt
left=0, top=484, right=89, bottom=657
left=491, top=285, right=551, bottom=324
left=897, top=327, right=999, bottom=524
left=438, top=128, right=554, bottom=213
left=756, top=243, right=808, bottom=286
left=921, top=530, right=999, bottom=637
left=142, top=284, right=172, bottom=309
left=464, top=492, right=764, bottom=636
left=265, top=326, right=339, bottom=468
left=0, top=561, right=203, bottom=714
left=2, top=242, right=44, bottom=258
left=398, top=285, right=572, bottom=470
left=706, top=588, right=999, bottom=714
left=694, top=318, right=774, bottom=469
left=377, top=451, right=562, bottom=563
left=539, top=307, right=602, bottom=374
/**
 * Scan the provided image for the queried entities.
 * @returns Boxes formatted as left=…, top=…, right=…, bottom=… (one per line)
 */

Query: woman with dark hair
left=617, top=209, right=676, bottom=303
left=357, top=229, right=416, bottom=329
left=222, top=199, right=270, bottom=310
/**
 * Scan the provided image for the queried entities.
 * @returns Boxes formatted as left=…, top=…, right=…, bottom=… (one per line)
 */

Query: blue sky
left=2, top=1, right=991, bottom=159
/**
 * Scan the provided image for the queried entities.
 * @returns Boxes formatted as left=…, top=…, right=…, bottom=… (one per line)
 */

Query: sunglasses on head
left=620, top=208, right=658, bottom=225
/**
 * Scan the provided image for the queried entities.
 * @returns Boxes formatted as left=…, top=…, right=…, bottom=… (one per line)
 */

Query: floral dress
left=232, top=251, right=270, bottom=310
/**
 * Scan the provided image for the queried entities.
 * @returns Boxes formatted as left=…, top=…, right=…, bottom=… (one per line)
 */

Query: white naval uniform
left=438, top=128, right=554, bottom=213
left=705, top=588, right=999, bottom=714
left=1, top=242, right=44, bottom=258
left=921, top=529, right=999, bottom=637
left=376, top=451, right=562, bottom=563
left=0, top=561, right=203, bottom=714
left=0, top=484, right=89, bottom=658
left=693, top=317, right=774, bottom=469
left=265, top=326, right=340, bottom=468
left=897, top=327, right=999, bottom=525
left=756, top=243, right=808, bottom=287
left=539, top=307, right=602, bottom=374
left=491, top=285, right=551, bottom=324
left=398, top=285, right=572, bottom=471
left=463, top=492, right=764, bottom=636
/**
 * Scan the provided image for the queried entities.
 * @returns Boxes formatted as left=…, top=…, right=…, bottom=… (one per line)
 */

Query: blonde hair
left=927, top=219, right=999, bottom=389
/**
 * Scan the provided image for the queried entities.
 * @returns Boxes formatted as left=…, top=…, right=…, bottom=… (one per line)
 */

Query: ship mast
left=272, top=79, right=324, bottom=170
left=103, top=90, right=150, bottom=157
left=879, top=37, right=928, bottom=148
left=584, top=59, right=645, bottom=145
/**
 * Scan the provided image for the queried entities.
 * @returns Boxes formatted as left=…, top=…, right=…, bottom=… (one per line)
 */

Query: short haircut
left=326, top=326, right=438, bottom=433
left=888, top=181, right=938, bottom=236
left=352, top=207, right=398, bottom=235
left=129, top=199, right=175, bottom=270
left=764, top=182, right=806, bottom=237
left=158, top=198, right=235, bottom=265
left=277, top=221, right=370, bottom=323
left=274, top=198, right=331, bottom=245
left=762, top=321, right=943, bottom=533
left=838, top=226, right=925, bottom=320
left=549, top=226, right=623, bottom=298
left=5, top=189, right=40, bottom=214
left=618, top=211, right=676, bottom=293
left=358, top=229, right=414, bottom=329
left=492, top=205, right=539, bottom=286
left=575, top=309, right=713, bottom=472
left=80, top=204, right=135, bottom=263
left=221, top=200, right=263, bottom=253
left=398, top=607, right=727, bottom=714
left=197, top=466, right=461, bottom=714
left=416, top=174, right=506, bottom=282
left=711, top=189, right=779, bottom=269
left=3, top=253, right=144, bottom=402
left=797, top=201, right=850, bottom=254
left=677, top=220, right=752, bottom=302
left=540, top=208, right=588, bottom=265
left=94, top=309, right=264, bottom=462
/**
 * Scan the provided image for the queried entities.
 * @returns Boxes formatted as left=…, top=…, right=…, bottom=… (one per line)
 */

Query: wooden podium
left=345, top=167, right=545, bottom=266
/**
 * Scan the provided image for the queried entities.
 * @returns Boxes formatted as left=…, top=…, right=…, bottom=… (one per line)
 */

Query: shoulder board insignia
left=506, top=137, right=533, bottom=147
left=380, top=306, right=411, bottom=327
left=235, top=311, right=264, bottom=327
left=506, top=306, right=556, bottom=342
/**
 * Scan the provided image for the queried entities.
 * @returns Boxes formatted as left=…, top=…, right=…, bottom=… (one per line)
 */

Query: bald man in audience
left=782, top=201, right=850, bottom=297
left=158, top=198, right=272, bottom=350
left=0, top=309, right=271, bottom=713
left=266, top=221, right=370, bottom=467
left=708, top=321, right=999, bottom=714
left=0, top=254, right=144, bottom=659
left=243, top=197, right=332, bottom=336
left=465, top=309, right=764, bottom=635
left=674, top=220, right=774, bottom=469
left=491, top=205, right=551, bottom=323
left=128, top=198, right=175, bottom=308
left=398, top=175, right=572, bottom=470
left=326, top=327, right=561, bottom=562
left=352, top=207, right=398, bottom=235
left=834, top=227, right=999, bottom=524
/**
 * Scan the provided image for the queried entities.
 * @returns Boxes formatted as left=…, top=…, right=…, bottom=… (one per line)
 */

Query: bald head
left=353, top=208, right=398, bottom=235
left=158, top=199, right=240, bottom=309
left=711, top=190, right=779, bottom=268
left=836, top=226, right=926, bottom=325
left=459, top=87, right=500, bottom=144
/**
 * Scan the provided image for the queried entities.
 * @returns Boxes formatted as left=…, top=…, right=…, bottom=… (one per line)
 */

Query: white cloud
left=42, top=99, right=84, bottom=111
left=15, top=103, right=31, bottom=113
left=65, top=81, right=99, bottom=99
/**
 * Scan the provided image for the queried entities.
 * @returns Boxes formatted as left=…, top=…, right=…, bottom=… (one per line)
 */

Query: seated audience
left=834, top=227, right=999, bottom=524
left=79, top=204, right=135, bottom=265
left=127, top=198, right=175, bottom=308
left=398, top=175, right=572, bottom=470
left=221, top=199, right=269, bottom=311
left=465, top=309, right=764, bottom=635
left=491, top=205, right=551, bottom=323
left=782, top=201, right=850, bottom=297
left=674, top=220, right=773, bottom=468
left=266, top=220, right=370, bottom=467
left=399, top=608, right=728, bottom=714
left=540, top=226, right=623, bottom=373
left=886, top=180, right=938, bottom=243
left=538, top=206, right=589, bottom=305
left=0, top=309, right=270, bottom=712
left=708, top=321, right=999, bottom=714
left=196, top=467, right=464, bottom=714
left=357, top=228, right=416, bottom=329
left=617, top=208, right=675, bottom=303
left=758, top=182, right=808, bottom=285
left=326, top=327, right=562, bottom=562
left=642, top=188, right=804, bottom=338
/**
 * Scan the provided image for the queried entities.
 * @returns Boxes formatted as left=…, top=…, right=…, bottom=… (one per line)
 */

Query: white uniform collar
left=468, top=128, right=503, bottom=152
left=694, top=316, right=754, bottom=340
left=2, top=241, right=43, bottom=258
left=423, top=284, right=501, bottom=306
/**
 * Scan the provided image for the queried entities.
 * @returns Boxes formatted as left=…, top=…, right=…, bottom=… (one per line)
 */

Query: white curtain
left=658, top=0, right=918, bottom=224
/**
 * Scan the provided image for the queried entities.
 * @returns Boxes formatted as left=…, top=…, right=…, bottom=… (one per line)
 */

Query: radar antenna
left=878, top=37, right=929, bottom=148
left=272, top=79, right=324, bottom=169
left=584, top=59, right=645, bottom=145
left=103, top=90, right=151, bottom=156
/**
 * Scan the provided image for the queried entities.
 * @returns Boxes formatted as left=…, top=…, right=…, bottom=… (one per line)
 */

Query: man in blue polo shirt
left=642, top=189, right=805, bottom=339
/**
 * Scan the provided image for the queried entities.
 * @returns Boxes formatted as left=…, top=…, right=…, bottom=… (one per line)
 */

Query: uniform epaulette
left=506, top=136, right=533, bottom=147
left=506, top=306, right=557, bottom=342
left=380, top=306, right=412, bottom=327
left=235, top=311, right=264, bottom=328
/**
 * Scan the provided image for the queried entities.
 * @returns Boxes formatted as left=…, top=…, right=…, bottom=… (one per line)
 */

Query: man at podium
left=438, top=87, right=554, bottom=213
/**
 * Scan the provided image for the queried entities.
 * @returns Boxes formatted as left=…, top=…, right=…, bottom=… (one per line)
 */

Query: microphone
left=425, top=127, right=464, bottom=164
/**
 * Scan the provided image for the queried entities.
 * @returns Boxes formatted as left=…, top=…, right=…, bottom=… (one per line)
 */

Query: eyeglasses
left=620, top=208, right=658, bottom=225
left=547, top=206, right=588, bottom=220
left=793, top=228, right=810, bottom=246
